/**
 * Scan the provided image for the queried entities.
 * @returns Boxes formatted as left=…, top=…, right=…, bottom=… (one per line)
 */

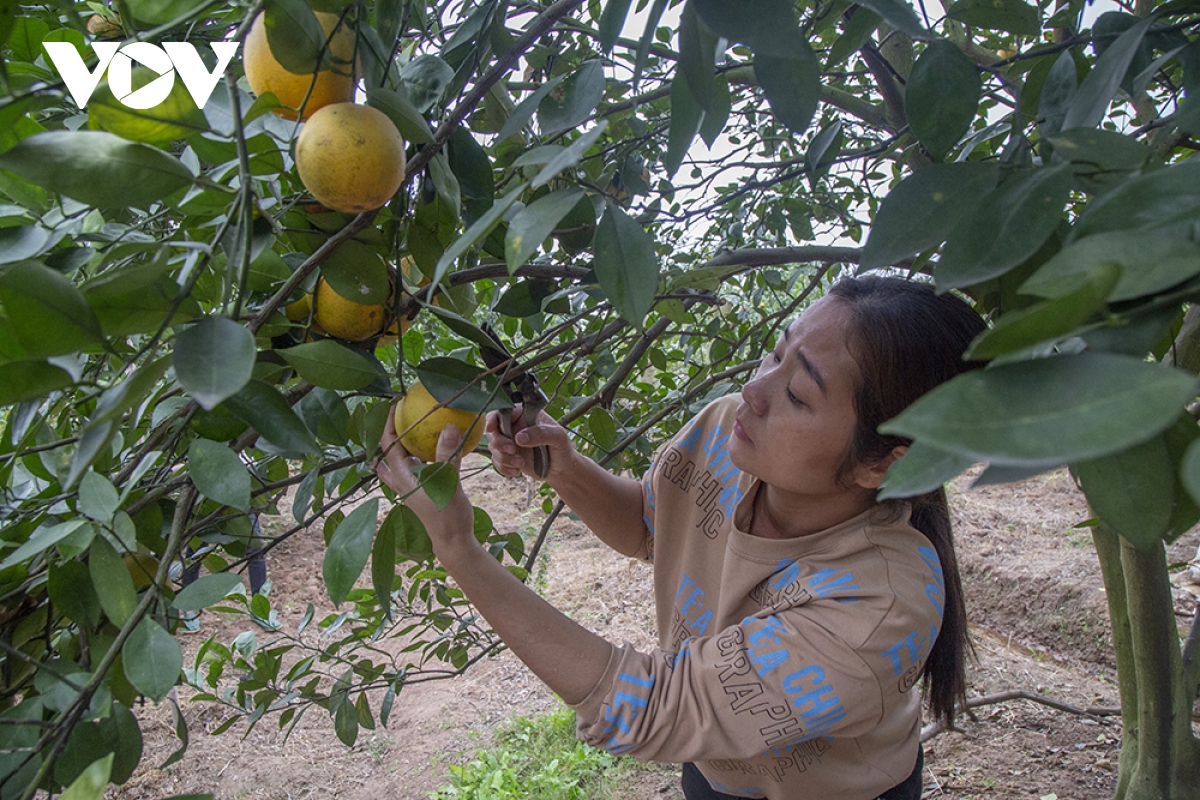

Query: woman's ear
left=853, top=445, right=909, bottom=490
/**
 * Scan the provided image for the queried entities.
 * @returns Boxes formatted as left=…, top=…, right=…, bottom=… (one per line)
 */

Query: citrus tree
left=0, top=0, right=1198, bottom=798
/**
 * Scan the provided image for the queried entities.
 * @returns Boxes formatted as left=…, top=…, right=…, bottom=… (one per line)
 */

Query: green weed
left=431, top=706, right=631, bottom=799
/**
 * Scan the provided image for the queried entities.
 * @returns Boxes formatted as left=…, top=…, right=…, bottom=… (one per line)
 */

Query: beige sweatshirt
left=570, top=395, right=943, bottom=799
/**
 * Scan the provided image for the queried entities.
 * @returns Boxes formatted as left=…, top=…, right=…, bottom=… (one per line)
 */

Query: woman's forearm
left=436, top=537, right=615, bottom=705
left=551, top=452, right=651, bottom=558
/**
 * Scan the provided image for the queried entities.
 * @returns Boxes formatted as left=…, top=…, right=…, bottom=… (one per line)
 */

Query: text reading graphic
left=44, top=42, right=241, bottom=110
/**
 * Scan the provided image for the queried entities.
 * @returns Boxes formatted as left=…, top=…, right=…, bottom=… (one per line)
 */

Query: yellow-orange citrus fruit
left=394, top=382, right=484, bottom=463
left=295, top=103, right=407, bottom=213
left=122, top=552, right=159, bottom=589
left=244, top=11, right=355, bottom=121
left=313, top=278, right=388, bottom=341
left=284, top=293, right=312, bottom=321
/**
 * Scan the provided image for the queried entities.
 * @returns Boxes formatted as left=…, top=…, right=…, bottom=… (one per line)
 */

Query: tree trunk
left=1094, top=524, right=1139, bottom=799
left=1116, top=537, right=1200, bottom=800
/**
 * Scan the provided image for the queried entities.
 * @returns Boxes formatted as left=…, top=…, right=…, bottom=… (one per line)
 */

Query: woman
left=376, top=276, right=986, bottom=800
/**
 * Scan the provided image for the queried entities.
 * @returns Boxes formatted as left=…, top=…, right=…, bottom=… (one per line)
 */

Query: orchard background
left=0, top=0, right=1199, bottom=798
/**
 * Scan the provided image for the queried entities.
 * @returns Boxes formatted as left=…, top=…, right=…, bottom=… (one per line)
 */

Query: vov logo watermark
left=43, top=41, right=241, bottom=110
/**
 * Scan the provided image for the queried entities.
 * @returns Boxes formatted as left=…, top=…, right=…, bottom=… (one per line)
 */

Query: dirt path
left=110, top=464, right=1200, bottom=800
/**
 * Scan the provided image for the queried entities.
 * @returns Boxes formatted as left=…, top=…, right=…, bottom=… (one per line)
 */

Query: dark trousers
left=682, top=747, right=924, bottom=800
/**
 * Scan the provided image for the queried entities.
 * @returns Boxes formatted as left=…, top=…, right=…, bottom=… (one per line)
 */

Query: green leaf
left=1070, top=159, right=1200, bottom=240
left=366, top=87, right=434, bottom=145
left=402, top=54, right=454, bottom=113
left=87, top=65, right=209, bottom=147
left=414, top=356, right=509, bottom=414
left=1047, top=128, right=1153, bottom=173
left=334, top=693, right=359, bottom=745
left=935, top=164, right=1073, bottom=290
left=860, top=162, right=1000, bottom=270
left=429, top=150, right=461, bottom=217
left=965, top=263, right=1119, bottom=359
left=433, top=184, right=526, bottom=286
left=665, top=73, right=705, bottom=179
left=223, top=380, right=320, bottom=457
left=1072, top=434, right=1174, bottom=549
left=880, top=353, right=1200, bottom=468
left=594, top=205, right=660, bottom=328
left=279, top=340, right=380, bottom=391
left=679, top=1, right=718, bottom=114
left=531, top=122, right=608, bottom=189
left=1, top=519, right=89, bottom=570
left=1021, top=230, right=1200, bottom=303
left=78, top=472, right=120, bottom=524
left=188, top=439, right=251, bottom=511
left=59, top=754, right=112, bottom=800
left=853, top=0, right=929, bottom=39
left=0, top=131, right=193, bottom=209
left=946, top=0, right=1041, bottom=36
left=699, top=74, right=731, bottom=147
left=826, top=8, right=881, bottom=70
left=906, top=40, right=980, bottom=159
left=173, top=573, right=244, bottom=612
left=753, top=43, right=821, bottom=135
left=539, top=60, right=606, bottom=137
left=806, top=120, right=843, bottom=188
left=495, top=74, right=567, bottom=142
left=506, top=188, right=585, bottom=272
left=692, top=0, right=801, bottom=57
left=0, top=361, right=73, bottom=406
left=173, top=317, right=256, bottom=411
left=300, top=387, right=351, bottom=445
left=0, top=225, right=50, bottom=264
left=323, top=498, right=379, bottom=606
left=123, top=618, right=182, bottom=702
left=383, top=503, right=432, bottom=562
left=371, top=504, right=396, bottom=617
left=448, top=126, right=495, bottom=224
left=0, top=260, right=103, bottom=358
left=89, top=355, right=171, bottom=428
left=1181, top=436, right=1200, bottom=509
left=321, top=239, right=391, bottom=305
left=262, top=0, right=325, bottom=75
left=494, top=279, right=558, bottom=317
left=125, top=0, right=207, bottom=25
left=877, top=440, right=976, bottom=500
left=1037, top=51, right=1079, bottom=136
left=413, top=462, right=460, bottom=511
left=90, top=536, right=137, bottom=627
left=1062, top=15, right=1154, bottom=130
left=599, top=0, right=633, bottom=53
left=49, top=560, right=102, bottom=628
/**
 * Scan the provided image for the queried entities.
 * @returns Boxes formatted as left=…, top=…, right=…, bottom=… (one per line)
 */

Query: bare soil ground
left=110, top=461, right=1200, bottom=800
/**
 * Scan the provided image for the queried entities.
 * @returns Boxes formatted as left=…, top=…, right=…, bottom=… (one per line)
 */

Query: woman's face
left=731, top=296, right=882, bottom=502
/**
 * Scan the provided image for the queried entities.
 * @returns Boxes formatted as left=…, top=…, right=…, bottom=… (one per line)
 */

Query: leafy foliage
left=1, top=0, right=1200, bottom=797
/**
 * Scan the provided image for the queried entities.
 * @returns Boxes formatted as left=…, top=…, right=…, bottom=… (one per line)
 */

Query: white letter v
left=43, top=42, right=119, bottom=108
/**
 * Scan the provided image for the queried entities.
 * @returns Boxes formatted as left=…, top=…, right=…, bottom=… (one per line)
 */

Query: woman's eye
left=786, top=389, right=804, bottom=406
left=772, top=351, right=783, bottom=363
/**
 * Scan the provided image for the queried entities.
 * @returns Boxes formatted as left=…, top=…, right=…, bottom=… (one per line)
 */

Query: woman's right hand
left=485, top=405, right=576, bottom=481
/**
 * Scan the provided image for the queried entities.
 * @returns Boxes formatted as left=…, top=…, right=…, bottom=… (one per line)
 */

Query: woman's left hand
left=375, top=406, right=476, bottom=557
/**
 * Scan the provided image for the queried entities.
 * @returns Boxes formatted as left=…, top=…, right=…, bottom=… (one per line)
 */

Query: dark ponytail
left=827, top=275, right=986, bottom=728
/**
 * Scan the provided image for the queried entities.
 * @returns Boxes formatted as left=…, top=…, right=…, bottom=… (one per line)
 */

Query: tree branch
left=403, top=0, right=586, bottom=184
left=704, top=245, right=866, bottom=268
left=920, top=688, right=1122, bottom=743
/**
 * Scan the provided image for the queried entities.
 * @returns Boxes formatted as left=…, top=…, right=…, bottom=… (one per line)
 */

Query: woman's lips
left=733, top=415, right=752, bottom=444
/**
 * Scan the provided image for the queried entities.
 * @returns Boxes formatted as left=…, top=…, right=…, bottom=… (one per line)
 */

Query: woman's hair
left=827, top=275, right=987, bottom=729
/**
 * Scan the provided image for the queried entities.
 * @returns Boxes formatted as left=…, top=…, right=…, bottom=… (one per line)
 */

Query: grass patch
left=431, top=705, right=635, bottom=799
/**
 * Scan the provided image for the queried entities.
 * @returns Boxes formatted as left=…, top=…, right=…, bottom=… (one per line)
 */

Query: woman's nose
left=742, top=374, right=768, bottom=415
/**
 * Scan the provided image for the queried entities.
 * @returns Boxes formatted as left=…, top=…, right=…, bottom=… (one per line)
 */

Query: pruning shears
left=480, top=324, right=552, bottom=479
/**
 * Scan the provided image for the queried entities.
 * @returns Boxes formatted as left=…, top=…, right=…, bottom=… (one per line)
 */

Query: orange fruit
left=295, top=103, right=407, bottom=213
left=312, top=278, right=388, bottom=341
left=243, top=11, right=356, bottom=121
left=394, top=382, right=484, bottom=462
